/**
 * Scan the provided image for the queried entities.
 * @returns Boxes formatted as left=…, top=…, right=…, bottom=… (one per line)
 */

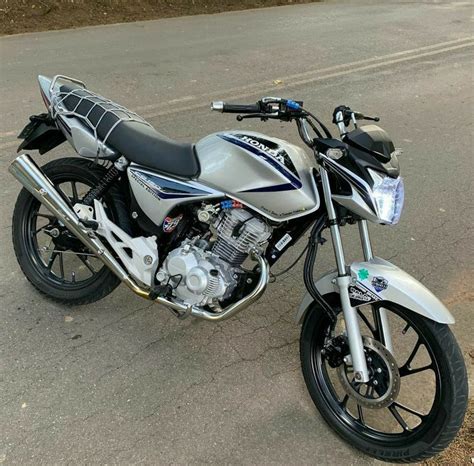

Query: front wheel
left=300, top=300, right=468, bottom=463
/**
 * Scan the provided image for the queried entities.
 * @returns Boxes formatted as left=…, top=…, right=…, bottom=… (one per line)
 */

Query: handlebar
left=211, top=97, right=303, bottom=115
left=211, top=101, right=261, bottom=114
left=211, top=97, right=373, bottom=143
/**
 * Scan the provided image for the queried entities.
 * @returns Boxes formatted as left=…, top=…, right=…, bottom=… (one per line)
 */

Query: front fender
left=295, top=257, right=455, bottom=325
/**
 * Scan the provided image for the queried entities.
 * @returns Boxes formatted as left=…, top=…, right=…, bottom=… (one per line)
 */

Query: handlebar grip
left=211, top=101, right=260, bottom=114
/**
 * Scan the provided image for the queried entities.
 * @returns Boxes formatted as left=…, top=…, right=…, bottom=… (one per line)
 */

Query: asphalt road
left=0, top=1, right=473, bottom=464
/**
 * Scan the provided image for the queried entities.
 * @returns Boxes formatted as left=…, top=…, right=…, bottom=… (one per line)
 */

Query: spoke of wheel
left=47, top=251, right=58, bottom=271
left=59, top=252, right=65, bottom=279
left=357, top=404, right=365, bottom=424
left=393, top=402, right=426, bottom=419
left=57, top=185, right=75, bottom=209
left=372, top=306, right=384, bottom=343
left=34, top=225, right=47, bottom=235
left=357, top=309, right=376, bottom=335
left=35, top=212, right=56, bottom=222
left=388, top=404, right=411, bottom=431
left=402, top=337, right=422, bottom=370
left=340, top=394, right=349, bottom=408
left=367, top=385, right=375, bottom=398
left=400, top=363, right=434, bottom=377
left=77, top=254, right=95, bottom=274
left=71, top=181, right=79, bottom=203
left=350, top=379, right=362, bottom=391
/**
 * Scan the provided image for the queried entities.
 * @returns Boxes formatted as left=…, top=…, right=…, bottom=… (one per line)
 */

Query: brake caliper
left=321, top=335, right=350, bottom=368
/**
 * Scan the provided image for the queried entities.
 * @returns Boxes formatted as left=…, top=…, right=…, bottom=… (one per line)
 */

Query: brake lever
left=236, top=114, right=262, bottom=121
left=353, top=112, right=380, bottom=122
left=236, top=113, right=279, bottom=121
left=363, top=115, right=380, bottom=122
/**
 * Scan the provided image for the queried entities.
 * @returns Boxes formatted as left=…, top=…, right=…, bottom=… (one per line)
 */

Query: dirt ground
left=0, top=0, right=319, bottom=35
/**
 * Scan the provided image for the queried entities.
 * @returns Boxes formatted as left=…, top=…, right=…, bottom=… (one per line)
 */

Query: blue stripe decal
left=218, top=134, right=302, bottom=189
left=240, top=183, right=297, bottom=193
left=130, top=169, right=214, bottom=200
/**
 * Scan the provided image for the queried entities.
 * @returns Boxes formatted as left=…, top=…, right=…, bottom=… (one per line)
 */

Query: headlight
left=368, top=169, right=404, bottom=224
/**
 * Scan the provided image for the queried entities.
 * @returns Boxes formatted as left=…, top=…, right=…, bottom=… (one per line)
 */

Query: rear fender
left=295, top=257, right=454, bottom=325
left=17, top=113, right=66, bottom=155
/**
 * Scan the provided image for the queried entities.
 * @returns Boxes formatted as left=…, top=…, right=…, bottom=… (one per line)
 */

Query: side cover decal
left=218, top=133, right=302, bottom=189
left=129, top=168, right=217, bottom=200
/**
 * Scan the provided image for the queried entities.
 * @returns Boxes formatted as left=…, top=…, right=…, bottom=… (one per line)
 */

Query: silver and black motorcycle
left=10, top=75, right=467, bottom=462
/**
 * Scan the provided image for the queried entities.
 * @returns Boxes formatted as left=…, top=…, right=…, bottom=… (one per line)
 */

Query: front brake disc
left=337, top=336, right=400, bottom=409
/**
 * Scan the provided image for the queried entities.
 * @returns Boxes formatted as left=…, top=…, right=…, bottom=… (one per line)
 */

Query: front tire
left=300, top=301, right=468, bottom=463
left=12, top=158, right=124, bottom=305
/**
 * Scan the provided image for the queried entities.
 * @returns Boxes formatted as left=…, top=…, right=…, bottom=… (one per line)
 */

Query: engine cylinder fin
left=212, top=239, right=248, bottom=266
left=212, top=209, right=272, bottom=266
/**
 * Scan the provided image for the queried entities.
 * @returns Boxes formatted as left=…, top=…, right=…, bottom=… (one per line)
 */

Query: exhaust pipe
left=189, top=250, right=269, bottom=321
left=9, top=154, right=150, bottom=300
left=9, top=154, right=269, bottom=321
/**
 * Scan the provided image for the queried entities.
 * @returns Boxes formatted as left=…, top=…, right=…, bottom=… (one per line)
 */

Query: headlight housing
left=368, top=169, right=405, bottom=225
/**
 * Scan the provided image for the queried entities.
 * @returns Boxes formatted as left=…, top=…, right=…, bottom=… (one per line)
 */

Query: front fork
left=320, top=168, right=392, bottom=383
left=358, top=220, right=394, bottom=354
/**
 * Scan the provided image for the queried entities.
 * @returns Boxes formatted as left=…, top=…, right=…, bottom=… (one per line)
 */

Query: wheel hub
left=45, top=224, right=84, bottom=252
left=337, top=336, right=400, bottom=409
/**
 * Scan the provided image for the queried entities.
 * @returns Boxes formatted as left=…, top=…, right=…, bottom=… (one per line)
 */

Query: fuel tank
left=195, top=131, right=320, bottom=222
left=128, top=131, right=321, bottom=228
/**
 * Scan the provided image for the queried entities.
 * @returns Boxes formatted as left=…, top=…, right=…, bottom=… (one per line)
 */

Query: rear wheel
left=12, top=157, right=124, bottom=305
left=300, top=300, right=468, bottom=463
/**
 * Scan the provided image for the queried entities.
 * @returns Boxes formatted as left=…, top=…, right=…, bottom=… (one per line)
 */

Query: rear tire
left=300, top=301, right=468, bottom=463
left=12, top=157, right=125, bottom=305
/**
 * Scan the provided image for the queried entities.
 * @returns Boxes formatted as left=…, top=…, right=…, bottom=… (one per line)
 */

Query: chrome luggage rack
left=48, top=75, right=152, bottom=158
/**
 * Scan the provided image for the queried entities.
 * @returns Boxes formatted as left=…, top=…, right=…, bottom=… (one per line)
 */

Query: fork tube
left=358, top=220, right=393, bottom=353
left=320, top=168, right=369, bottom=382
left=320, top=169, right=346, bottom=275
left=358, top=220, right=373, bottom=261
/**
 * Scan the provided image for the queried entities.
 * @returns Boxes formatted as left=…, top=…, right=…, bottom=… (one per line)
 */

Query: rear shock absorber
left=82, top=157, right=128, bottom=206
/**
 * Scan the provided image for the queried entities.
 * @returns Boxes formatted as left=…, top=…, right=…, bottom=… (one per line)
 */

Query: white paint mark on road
left=0, top=141, right=19, bottom=151
left=0, top=131, right=17, bottom=139
left=140, top=40, right=474, bottom=120
left=0, top=37, right=472, bottom=148
left=135, top=95, right=195, bottom=111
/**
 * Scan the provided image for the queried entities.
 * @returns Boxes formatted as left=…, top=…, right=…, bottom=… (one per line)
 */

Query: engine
left=156, top=208, right=272, bottom=307
left=212, top=208, right=272, bottom=266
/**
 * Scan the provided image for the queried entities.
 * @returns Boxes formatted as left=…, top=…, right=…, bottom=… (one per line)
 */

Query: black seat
left=59, top=84, right=200, bottom=179
left=107, top=121, right=199, bottom=179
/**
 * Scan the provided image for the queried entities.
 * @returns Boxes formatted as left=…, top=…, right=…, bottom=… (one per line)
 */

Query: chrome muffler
left=9, top=154, right=269, bottom=321
left=9, top=154, right=150, bottom=299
